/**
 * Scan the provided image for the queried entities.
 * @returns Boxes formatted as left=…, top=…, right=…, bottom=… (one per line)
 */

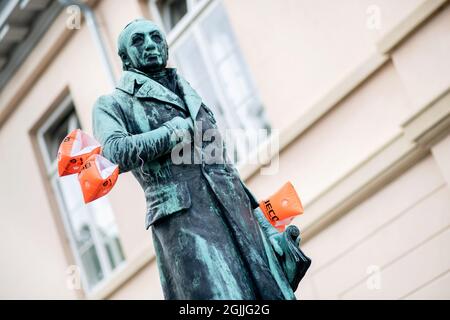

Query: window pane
left=41, top=105, right=126, bottom=292
left=176, top=36, right=219, bottom=115
left=217, top=54, right=253, bottom=108
left=169, top=0, right=187, bottom=27
left=56, top=177, right=126, bottom=287
left=58, top=175, right=84, bottom=212
left=238, top=98, right=271, bottom=131
left=65, top=201, right=94, bottom=250
left=200, top=5, right=253, bottom=110
left=68, top=205, right=105, bottom=288
left=105, top=235, right=125, bottom=269
left=80, top=244, right=104, bottom=288
left=43, top=110, right=80, bottom=162
left=201, top=8, right=235, bottom=62
left=171, top=3, right=270, bottom=161
left=160, top=0, right=188, bottom=31
left=88, top=198, right=125, bottom=268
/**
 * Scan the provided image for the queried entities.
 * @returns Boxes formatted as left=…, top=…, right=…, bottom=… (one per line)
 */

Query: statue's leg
left=213, top=205, right=288, bottom=299
left=201, top=174, right=288, bottom=300
left=151, top=176, right=259, bottom=300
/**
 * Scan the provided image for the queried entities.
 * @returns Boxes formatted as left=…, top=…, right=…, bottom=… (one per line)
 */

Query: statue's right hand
left=166, top=116, right=194, bottom=132
left=163, top=116, right=194, bottom=144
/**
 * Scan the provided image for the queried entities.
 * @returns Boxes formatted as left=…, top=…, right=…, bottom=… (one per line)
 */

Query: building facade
left=0, top=0, right=449, bottom=299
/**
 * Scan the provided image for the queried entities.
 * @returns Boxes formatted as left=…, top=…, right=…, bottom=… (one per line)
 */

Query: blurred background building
left=0, top=0, right=449, bottom=299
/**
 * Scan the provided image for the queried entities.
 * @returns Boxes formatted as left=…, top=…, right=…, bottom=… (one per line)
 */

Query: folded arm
left=92, top=95, right=191, bottom=173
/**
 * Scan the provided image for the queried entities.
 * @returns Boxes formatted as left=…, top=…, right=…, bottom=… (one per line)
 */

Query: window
left=150, top=0, right=271, bottom=163
left=154, top=0, right=203, bottom=31
left=37, top=97, right=125, bottom=292
left=157, top=0, right=187, bottom=31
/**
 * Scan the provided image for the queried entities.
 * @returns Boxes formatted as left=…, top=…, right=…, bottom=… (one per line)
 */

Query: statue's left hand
left=269, top=234, right=284, bottom=257
left=253, top=207, right=284, bottom=257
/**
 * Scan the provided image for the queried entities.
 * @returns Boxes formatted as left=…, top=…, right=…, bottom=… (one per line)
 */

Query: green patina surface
left=92, top=19, right=310, bottom=300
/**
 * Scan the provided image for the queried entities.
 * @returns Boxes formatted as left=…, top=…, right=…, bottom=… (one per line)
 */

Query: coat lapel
left=116, top=70, right=203, bottom=120
left=116, top=70, right=187, bottom=112
left=176, top=75, right=202, bottom=121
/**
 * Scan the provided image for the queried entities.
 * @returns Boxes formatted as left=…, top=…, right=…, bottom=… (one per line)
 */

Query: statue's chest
left=128, top=99, right=189, bottom=133
left=148, top=101, right=188, bottom=128
left=130, top=98, right=217, bottom=136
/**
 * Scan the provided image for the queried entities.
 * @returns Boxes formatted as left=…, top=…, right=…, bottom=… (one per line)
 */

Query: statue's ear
left=120, top=52, right=132, bottom=70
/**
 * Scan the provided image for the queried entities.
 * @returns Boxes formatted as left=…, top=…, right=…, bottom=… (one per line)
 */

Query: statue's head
left=118, top=19, right=168, bottom=73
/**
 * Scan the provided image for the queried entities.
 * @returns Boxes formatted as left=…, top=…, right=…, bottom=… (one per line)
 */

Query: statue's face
left=121, top=20, right=168, bottom=73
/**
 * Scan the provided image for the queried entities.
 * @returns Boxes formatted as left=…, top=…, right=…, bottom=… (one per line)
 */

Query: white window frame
left=149, top=0, right=211, bottom=43
left=36, top=96, right=125, bottom=294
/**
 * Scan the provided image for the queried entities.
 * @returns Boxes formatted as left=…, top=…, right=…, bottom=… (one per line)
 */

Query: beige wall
left=223, top=0, right=424, bottom=129
left=246, top=61, right=411, bottom=204
left=0, top=0, right=449, bottom=299
left=299, top=153, right=450, bottom=299
left=0, top=0, right=151, bottom=299
left=241, top=1, right=450, bottom=300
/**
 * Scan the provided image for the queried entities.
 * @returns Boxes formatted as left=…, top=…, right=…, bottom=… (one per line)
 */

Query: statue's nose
left=144, top=35, right=157, bottom=52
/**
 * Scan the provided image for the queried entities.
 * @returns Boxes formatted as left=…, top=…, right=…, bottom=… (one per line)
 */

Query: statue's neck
left=130, top=68, right=171, bottom=81
left=130, top=67, right=179, bottom=95
left=148, top=68, right=170, bottom=81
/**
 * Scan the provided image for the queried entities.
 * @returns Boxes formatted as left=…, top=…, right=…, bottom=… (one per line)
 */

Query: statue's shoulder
left=92, top=92, right=128, bottom=123
left=94, top=90, right=131, bottom=113
left=94, top=92, right=119, bottom=108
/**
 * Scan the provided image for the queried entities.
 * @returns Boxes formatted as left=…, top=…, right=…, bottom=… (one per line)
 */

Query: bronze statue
left=92, top=19, right=310, bottom=300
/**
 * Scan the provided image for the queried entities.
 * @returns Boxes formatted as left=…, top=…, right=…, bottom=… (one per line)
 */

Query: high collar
left=116, top=68, right=177, bottom=97
left=144, top=68, right=173, bottom=82
left=115, top=68, right=202, bottom=120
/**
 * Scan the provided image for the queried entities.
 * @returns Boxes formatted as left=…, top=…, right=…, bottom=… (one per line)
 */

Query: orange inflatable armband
left=57, top=129, right=101, bottom=177
left=259, top=181, right=304, bottom=232
left=78, top=154, right=119, bottom=203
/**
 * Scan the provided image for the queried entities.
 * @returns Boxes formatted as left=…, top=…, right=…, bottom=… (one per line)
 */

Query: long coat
left=92, top=69, right=297, bottom=299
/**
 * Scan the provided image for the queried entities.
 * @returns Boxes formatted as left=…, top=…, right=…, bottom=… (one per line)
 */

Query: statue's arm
left=224, top=151, right=283, bottom=251
left=92, top=95, right=189, bottom=173
left=253, top=206, right=279, bottom=238
left=243, top=177, right=284, bottom=256
left=237, top=179, right=275, bottom=233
